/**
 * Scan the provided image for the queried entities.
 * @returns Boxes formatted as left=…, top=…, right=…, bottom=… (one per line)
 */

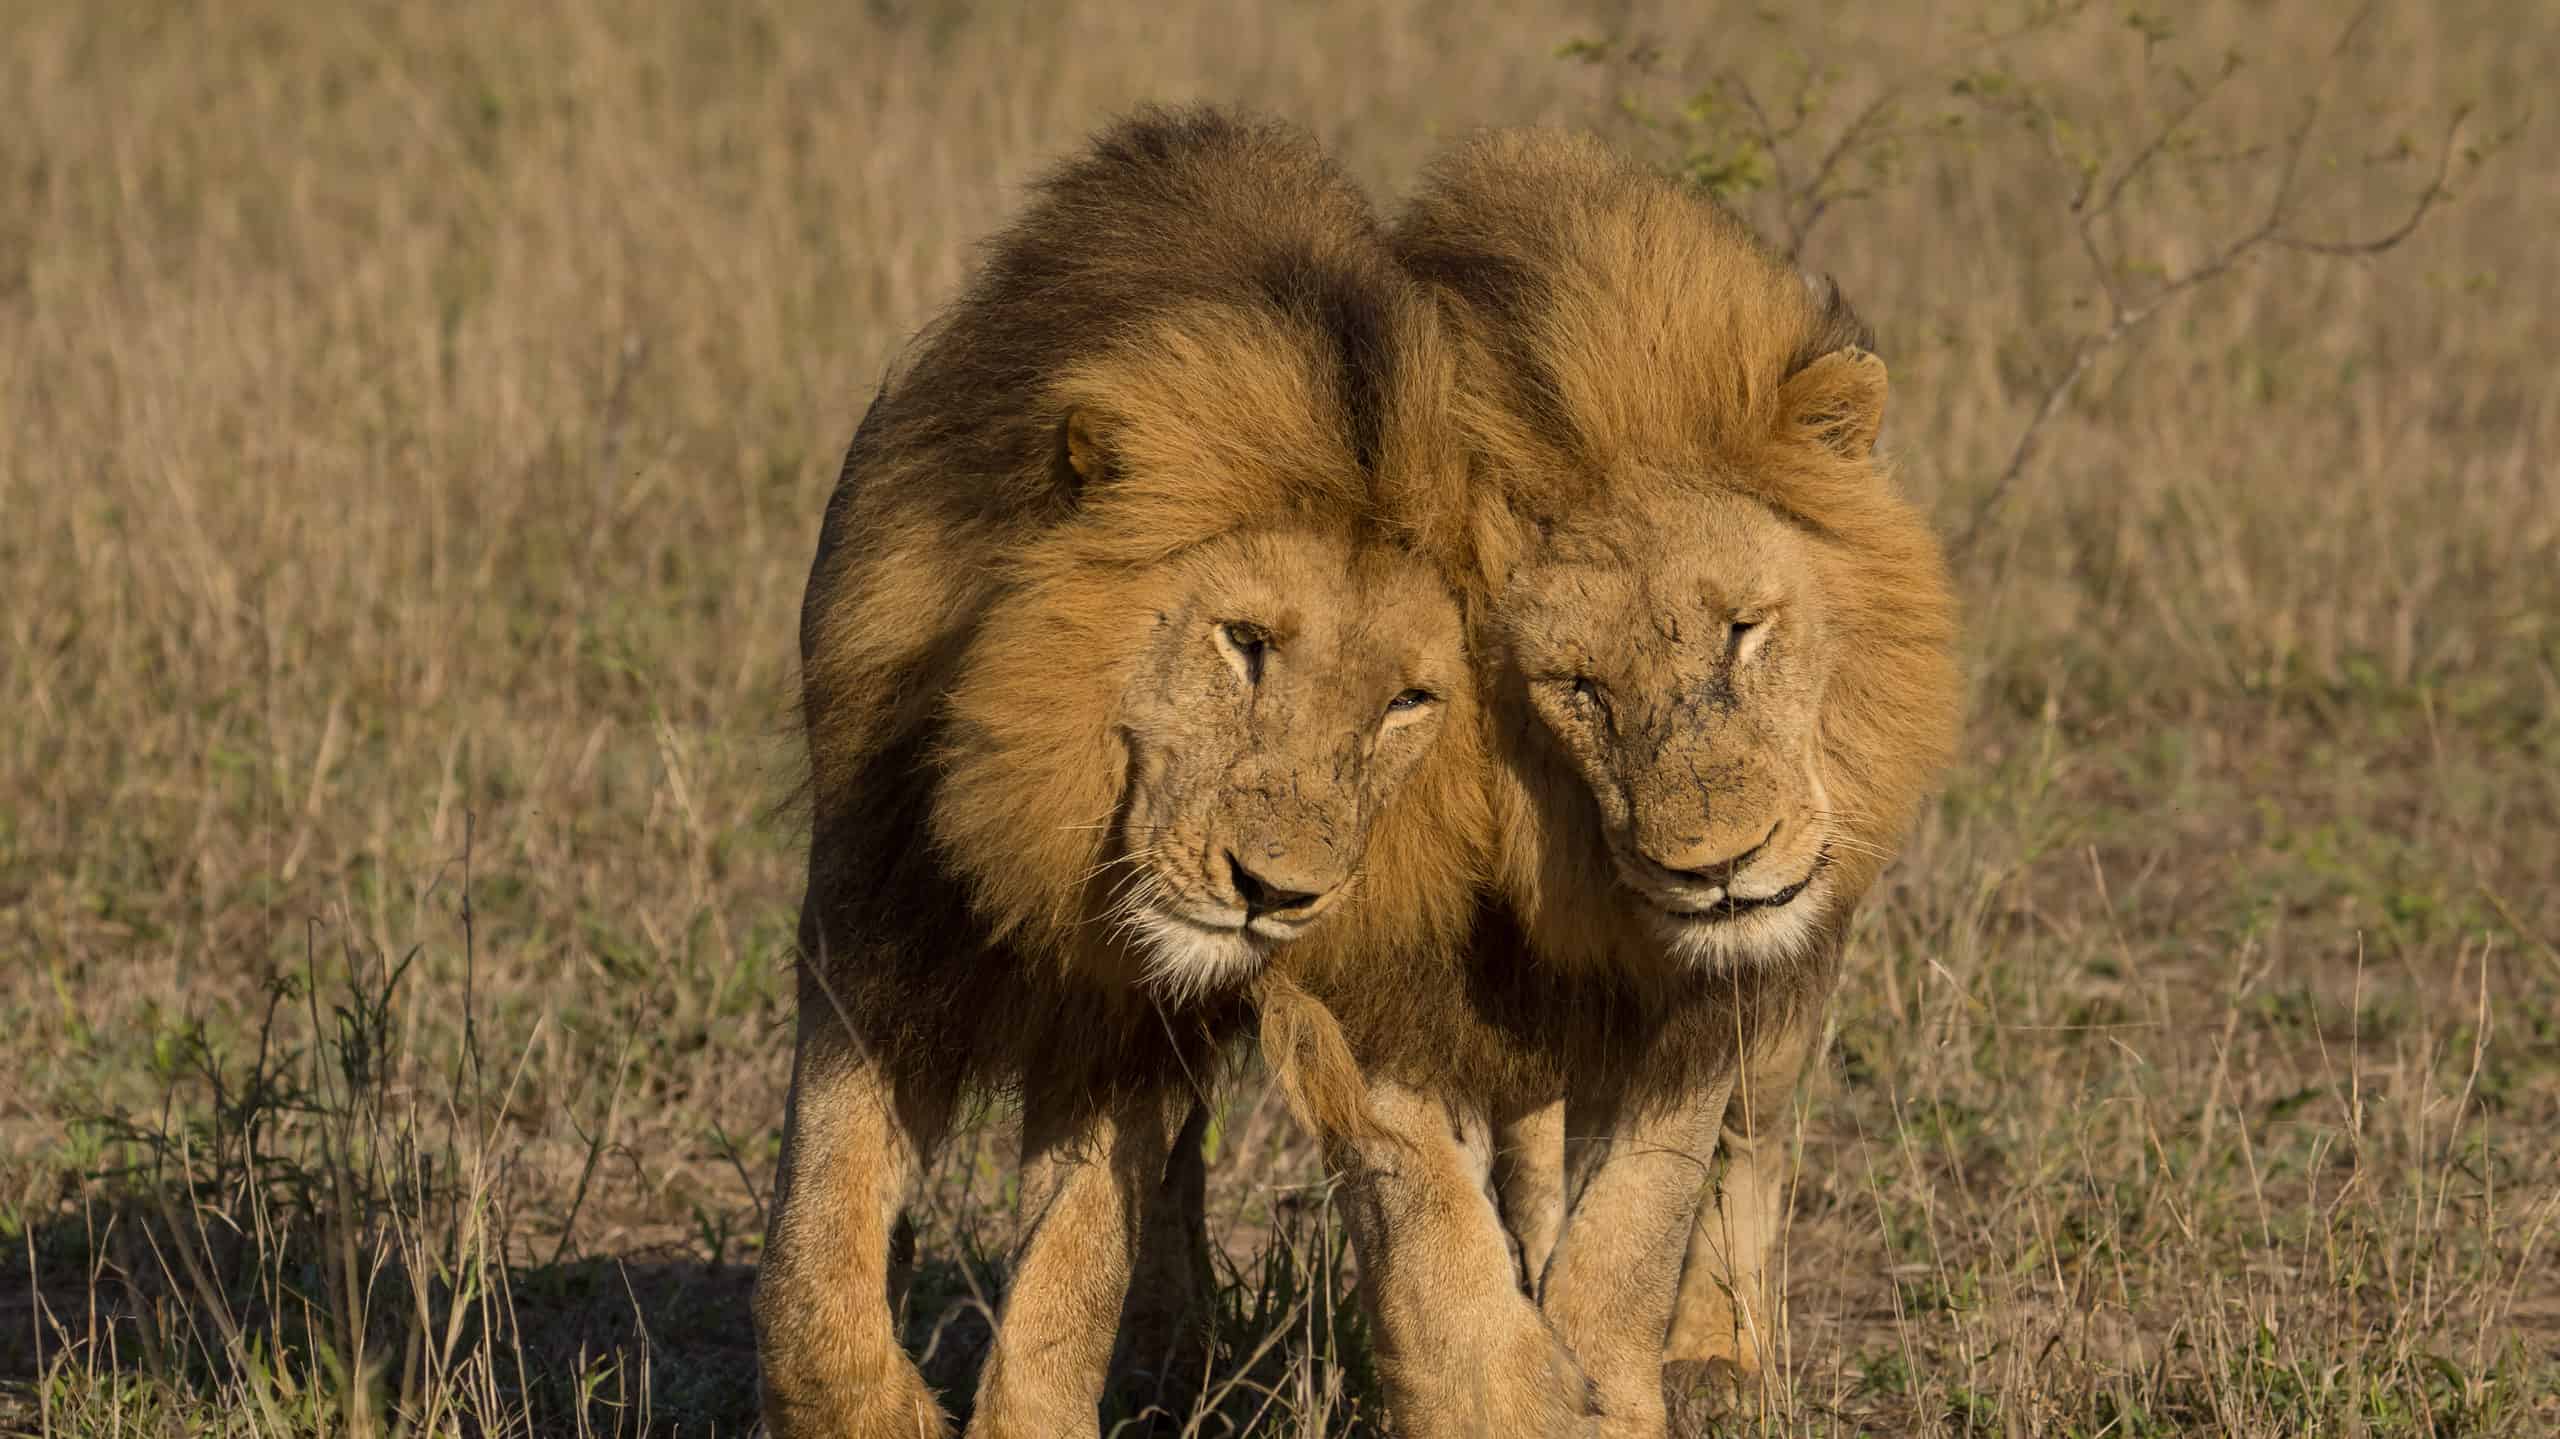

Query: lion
left=751, top=108, right=1500, bottom=1439
left=1290, top=128, right=1962, bottom=1438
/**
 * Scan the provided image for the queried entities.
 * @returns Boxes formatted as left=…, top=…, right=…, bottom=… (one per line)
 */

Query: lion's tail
left=1252, top=970, right=1389, bottom=1148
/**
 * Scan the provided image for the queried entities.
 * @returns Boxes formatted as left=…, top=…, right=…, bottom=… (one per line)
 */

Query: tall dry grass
left=2, top=0, right=2552, bottom=1434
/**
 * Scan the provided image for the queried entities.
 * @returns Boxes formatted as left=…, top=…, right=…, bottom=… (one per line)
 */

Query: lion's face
left=942, top=505, right=1469, bottom=1003
left=1502, top=479, right=1837, bottom=969
left=1105, top=528, right=1463, bottom=996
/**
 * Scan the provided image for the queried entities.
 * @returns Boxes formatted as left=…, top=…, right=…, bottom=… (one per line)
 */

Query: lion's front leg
left=1491, top=1095, right=1567, bottom=1294
left=1111, top=1099, right=1217, bottom=1418
left=1662, top=1003, right=1823, bottom=1431
left=754, top=982, right=956, bottom=1439
left=963, top=1085, right=1189, bottom=1439
left=1333, top=1081, right=1595, bottom=1439
left=1656, top=1117, right=1784, bottom=1433
left=1539, top=1074, right=1732, bottom=1439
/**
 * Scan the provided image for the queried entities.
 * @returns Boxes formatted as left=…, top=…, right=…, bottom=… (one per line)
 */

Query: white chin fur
left=1653, top=892, right=1825, bottom=972
left=1135, top=913, right=1268, bottom=1004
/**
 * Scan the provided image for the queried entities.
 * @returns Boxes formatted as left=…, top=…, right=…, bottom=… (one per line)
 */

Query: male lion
left=1300, top=129, right=1962, bottom=1437
left=753, top=108, right=1491, bottom=1439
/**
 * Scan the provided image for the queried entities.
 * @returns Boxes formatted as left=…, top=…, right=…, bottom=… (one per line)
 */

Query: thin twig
left=1948, top=29, right=2472, bottom=559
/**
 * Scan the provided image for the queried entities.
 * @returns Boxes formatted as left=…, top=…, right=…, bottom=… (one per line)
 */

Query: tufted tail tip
left=1250, top=971, right=1390, bottom=1148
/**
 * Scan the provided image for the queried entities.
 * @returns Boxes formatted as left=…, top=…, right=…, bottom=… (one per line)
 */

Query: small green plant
left=23, top=825, right=660, bottom=1437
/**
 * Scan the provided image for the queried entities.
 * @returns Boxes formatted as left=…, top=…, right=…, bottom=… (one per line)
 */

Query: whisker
left=1102, top=873, right=1166, bottom=949
left=1811, top=824, right=1894, bottom=859
left=1070, top=848, right=1147, bottom=889
left=1086, top=857, right=1163, bottom=936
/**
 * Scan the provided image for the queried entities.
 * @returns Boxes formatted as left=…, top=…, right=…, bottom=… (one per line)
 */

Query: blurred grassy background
left=1, top=0, right=2552, bottom=1433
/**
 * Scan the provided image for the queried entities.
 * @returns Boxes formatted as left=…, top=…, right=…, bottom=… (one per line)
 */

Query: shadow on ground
left=3, top=1196, right=1349, bottom=1436
left=2, top=1197, right=764, bottom=1432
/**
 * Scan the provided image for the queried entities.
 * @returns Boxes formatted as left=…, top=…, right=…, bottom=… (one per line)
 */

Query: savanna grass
left=3, top=0, right=2552, bottom=1433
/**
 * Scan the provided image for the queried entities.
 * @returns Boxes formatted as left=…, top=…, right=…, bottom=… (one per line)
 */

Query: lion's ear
left=1053, top=407, right=1112, bottom=501
left=1779, top=345, right=1888, bottom=458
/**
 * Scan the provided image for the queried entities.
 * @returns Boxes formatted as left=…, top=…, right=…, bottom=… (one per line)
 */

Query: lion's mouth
left=1106, top=841, right=1326, bottom=1000
left=1165, top=908, right=1317, bottom=952
left=1629, top=846, right=1831, bottom=924
left=1159, top=905, right=1281, bottom=944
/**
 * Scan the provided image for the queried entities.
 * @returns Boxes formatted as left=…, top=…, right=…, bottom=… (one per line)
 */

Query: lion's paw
left=862, top=1369, right=955, bottom=1439
left=1662, top=1356, right=1759, bottom=1437
left=1490, top=1320, right=1601, bottom=1432
left=759, top=1358, right=952, bottom=1439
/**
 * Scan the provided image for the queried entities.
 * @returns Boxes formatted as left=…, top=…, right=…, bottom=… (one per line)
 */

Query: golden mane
left=792, top=106, right=1482, bottom=1092
left=1397, top=127, right=1959, bottom=908
left=1286, top=130, right=1974, bottom=1429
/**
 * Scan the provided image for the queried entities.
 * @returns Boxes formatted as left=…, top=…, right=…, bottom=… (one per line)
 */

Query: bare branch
left=1947, top=3, right=2472, bottom=560
left=1785, top=88, right=1904, bottom=256
left=2263, top=92, right=2322, bottom=227
left=1949, top=334, right=2111, bottom=557
left=2274, top=106, right=2469, bottom=257
left=2088, top=54, right=2241, bottom=224
left=2072, top=198, right=2126, bottom=323
left=1727, top=73, right=1795, bottom=205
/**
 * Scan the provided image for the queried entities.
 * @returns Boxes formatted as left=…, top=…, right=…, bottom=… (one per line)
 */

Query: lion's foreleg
left=754, top=993, right=956, bottom=1439
left=1661, top=1000, right=1823, bottom=1428
left=1540, top=1073, right=1733, bottom=1439
left=964, top=1085, right=1189, bottom=1439
left=1332, top=1081, right=1594, bottom=1439
left=1491, top=1095, right=1568, bottom=1294
left=1112, top=1099, right=1216, bottom=1415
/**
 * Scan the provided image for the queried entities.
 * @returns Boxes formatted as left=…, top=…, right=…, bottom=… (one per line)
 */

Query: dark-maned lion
left=1299, top=129, right=1962, bottom=1437
left=752, top=108, right=1494, bottom=1439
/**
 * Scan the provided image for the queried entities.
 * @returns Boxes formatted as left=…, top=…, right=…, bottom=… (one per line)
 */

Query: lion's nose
left=1225, top=851, right=1329, bottom=921
left=1652, top=820, right=1781, bottom=884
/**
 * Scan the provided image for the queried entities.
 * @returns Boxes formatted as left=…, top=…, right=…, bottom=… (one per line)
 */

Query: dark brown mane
left=821, top=106, right=1409, bottom=555
left=791, top=106, right=1477, bottom=1097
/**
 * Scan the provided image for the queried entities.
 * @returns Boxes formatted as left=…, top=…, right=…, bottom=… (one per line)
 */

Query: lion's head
left=1104, top=537, right=1460, bottom=995
left=796, top=110, right=1488, bottom=1015
left=1397, top=128, right=1960, bottom=973
left=949, top=507, right=1464, bottom=1000
left=920, top=286, right=1481, bottom=1003
left=1496, top=420, right=1915, bottom=969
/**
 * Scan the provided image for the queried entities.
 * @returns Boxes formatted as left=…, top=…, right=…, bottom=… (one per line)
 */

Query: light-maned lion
left=1299, top=128, right=1962, bottom=1438
left=752, top=108, right=1496, bottom=1439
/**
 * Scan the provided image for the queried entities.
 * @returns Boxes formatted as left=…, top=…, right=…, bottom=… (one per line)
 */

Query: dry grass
left=2, top=1, right=2553, bottom=1434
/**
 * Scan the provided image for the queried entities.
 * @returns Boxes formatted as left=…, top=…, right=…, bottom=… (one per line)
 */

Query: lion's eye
left=1385, top=687, right=1437, bottom=715
left=1727, top=617, right=1767, bottom=664
left=1218, top=621, right=1268, bottom=684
